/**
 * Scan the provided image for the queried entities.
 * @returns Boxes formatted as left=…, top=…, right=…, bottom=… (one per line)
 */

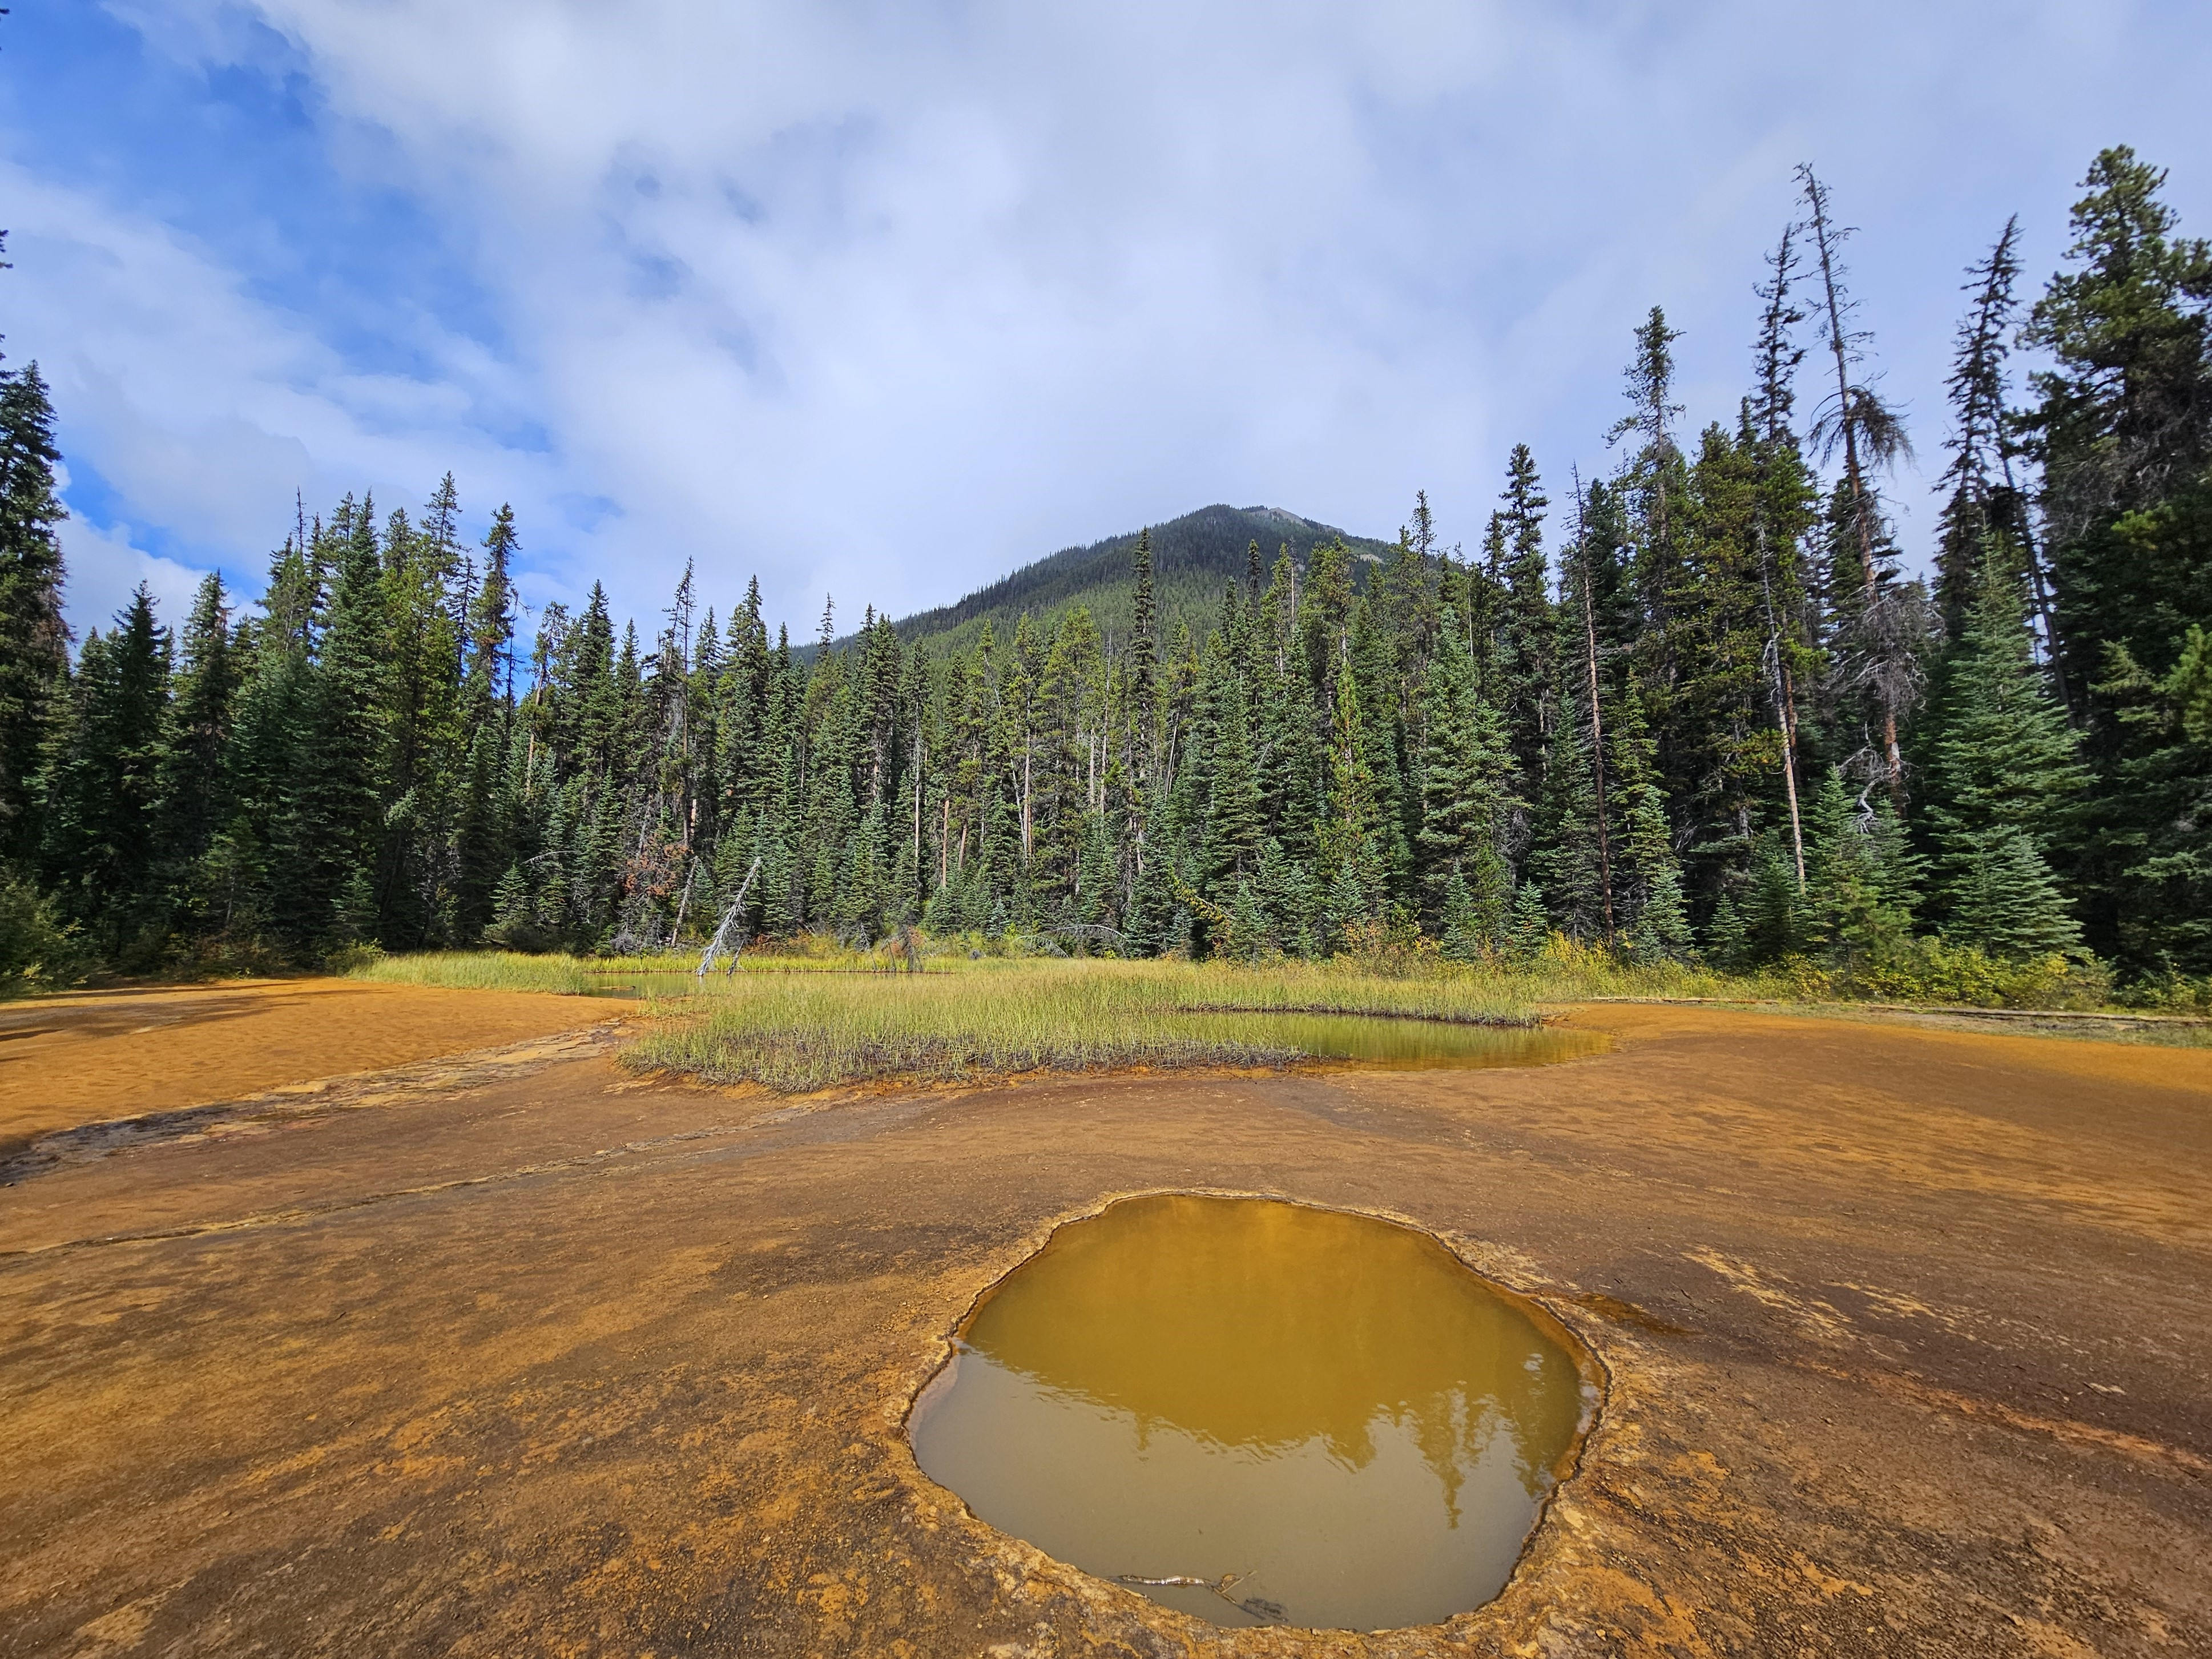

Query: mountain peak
left=849, top=504, right=1392, bottom=656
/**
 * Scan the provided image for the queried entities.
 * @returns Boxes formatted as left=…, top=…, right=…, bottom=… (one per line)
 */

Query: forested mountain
left=2, top=152, right=2206, bottom=996
left=839, top=505, right=1396, bottom=659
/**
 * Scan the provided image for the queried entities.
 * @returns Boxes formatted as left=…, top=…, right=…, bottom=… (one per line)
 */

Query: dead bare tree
left=696, top=856, right=764, bottom=976
left=1799, top=163, right=1917, bottom=802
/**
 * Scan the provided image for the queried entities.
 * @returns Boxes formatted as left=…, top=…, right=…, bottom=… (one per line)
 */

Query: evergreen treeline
left=2, top=153, right=2207, bottom=993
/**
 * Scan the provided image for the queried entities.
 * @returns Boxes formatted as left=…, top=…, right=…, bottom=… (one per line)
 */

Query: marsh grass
left=349, top=951, right=597, bottom=994
left=357, top=935, right=2190, bottom=1092
left=348, top=944, right=960, bottom=998
left=622, top=958, right=1538, bottom=1093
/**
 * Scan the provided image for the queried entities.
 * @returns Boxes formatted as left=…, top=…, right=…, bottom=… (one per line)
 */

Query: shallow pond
left=909, top=1195, right=1598, bottom=1632
left=1154, top=1010, right=1606, bottom=1069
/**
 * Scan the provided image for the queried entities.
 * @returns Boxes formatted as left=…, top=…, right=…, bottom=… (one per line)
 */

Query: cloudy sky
left=7, top=2, right=2207, bottom=645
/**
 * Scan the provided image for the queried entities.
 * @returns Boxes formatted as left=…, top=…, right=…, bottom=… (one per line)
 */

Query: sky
left=6, top=1, right=2209, bottom=647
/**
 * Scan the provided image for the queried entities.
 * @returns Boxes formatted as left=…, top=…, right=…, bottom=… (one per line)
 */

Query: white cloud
left=28, top=0, right=2212, bottom=639
left=4, top=156, right=567, bottom=598
left=55, top=507, right=211, bottom=644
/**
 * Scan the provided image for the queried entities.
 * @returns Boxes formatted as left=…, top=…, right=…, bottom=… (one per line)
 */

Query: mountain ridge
left=817, top=503, right=1396, bottom=657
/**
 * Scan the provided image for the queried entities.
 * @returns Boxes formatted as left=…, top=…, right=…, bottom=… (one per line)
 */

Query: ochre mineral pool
left=1155, top=1011, right=1607, bottom=1068
left=908, top=1195, right=1597, bottom=1632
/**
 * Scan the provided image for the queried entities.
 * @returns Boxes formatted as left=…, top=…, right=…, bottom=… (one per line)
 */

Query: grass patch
left=354, top=934, right=2201, bottom=1090
left=623, top=958, right=1538, bottom=1093
left=348, top=951, right=596, bottom=994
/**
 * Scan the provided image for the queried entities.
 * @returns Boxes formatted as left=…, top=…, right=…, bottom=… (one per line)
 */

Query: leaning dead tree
left=1799, top=163, right=1917, bottom=802
left=695, top=856, right=764, bottom=977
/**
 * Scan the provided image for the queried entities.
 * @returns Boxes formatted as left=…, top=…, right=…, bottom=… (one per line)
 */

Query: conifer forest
left=4, top=152, right=2209, bottom=995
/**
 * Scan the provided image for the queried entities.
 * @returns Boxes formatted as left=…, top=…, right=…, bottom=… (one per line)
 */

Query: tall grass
left=346, top=934, right=2144, bottom=1016
left=348, top=951, right=596, bottom=994
left=624, top=957, right=1539, bottom=1093
left=354, top=933, right=2177, bottom=1094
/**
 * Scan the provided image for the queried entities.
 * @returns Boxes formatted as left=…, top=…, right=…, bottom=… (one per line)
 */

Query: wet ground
left=3, top=990, right=2208, bottom=1656
left=0, top=979, right=614, bottom=1154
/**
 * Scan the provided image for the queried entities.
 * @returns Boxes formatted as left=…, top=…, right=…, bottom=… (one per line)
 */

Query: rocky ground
left=2, top=986, right=2206, bottom=1656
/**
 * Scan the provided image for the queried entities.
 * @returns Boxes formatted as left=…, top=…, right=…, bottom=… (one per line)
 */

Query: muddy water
left=1157, top=1011, right=1606, bottom=1069
left=909, top=1195, right=1595, bottom=1632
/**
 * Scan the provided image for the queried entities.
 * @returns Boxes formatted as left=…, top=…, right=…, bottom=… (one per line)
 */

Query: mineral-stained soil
left=2, top=1000, right=2207, bottom=1657
left=0, top=979, right=618, bottom=1154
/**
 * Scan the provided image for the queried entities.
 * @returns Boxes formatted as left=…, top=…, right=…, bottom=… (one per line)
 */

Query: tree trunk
left=1576, top=482, right=1615, bottom=940
left=1807, top=168, right=1904, bottom=804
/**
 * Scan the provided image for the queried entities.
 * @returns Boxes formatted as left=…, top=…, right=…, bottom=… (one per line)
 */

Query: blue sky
left=8, top=1, right=2210, bottom=645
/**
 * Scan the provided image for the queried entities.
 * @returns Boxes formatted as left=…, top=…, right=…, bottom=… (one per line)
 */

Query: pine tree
left=2024, top=147, right=2212, bottom=968
left=1492, top=445, right=1554, bottom=796
left=1319, top=655, right=1384, bottom=931
left=154, top=573, right=237, bottom=935
left=1204, top=666, right=1264, bottom=888
left=1677, top=420, right=1778, bottom=857
left=1936, top=219, right=2033, bottom=642
left=2088, top=625, right=2211, bottom=971
left=1918, top=551, right=2086, bottom=957
left=1607, top=675, right=1691, bottom=960
left=1528, top=683, right=1608, bottom=940
left=1415, top=606, right=1513, bottom=944
left=1611, top=307, right=1688, bottom=671
left=277, top=504, right=388, bottom=949
left=40, top=588, right=171, bottom=955
left=0, top=363, right=70, bottom=857
left=1746, top=226, right=1821, bottom=893
left=1801, top=768, right=1919, bottom=969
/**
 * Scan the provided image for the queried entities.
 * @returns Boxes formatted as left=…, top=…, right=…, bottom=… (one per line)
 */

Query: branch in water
left=1114, top=1573, right=1285, bottom=1624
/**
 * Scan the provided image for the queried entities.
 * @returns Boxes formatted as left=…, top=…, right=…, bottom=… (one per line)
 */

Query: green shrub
left=2114, top=969, right=2212, bottom=1015
left=0, top=872, right=87, bottom=994
left=1795, top=937, right=2113, bottom=1009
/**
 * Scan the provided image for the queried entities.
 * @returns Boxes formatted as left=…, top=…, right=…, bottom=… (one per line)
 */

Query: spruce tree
left=1676, top=420, right=1776, bottom=852
left=2025, top=147, right=2212, bottom=967
left=1507, top=879, right=1550, bottom=958
left=1527, top=684, right=1607, bottom=940
left=1746, top=227, right=1820, bottom=893
left=154, top=573, right=237, bottom=935
left=1611, top=307, right=1688, bottom=690
left=1204, top=667, right=1264, bottom=888
left=2089, top=625, right=2212, bottom=971
left=1801, top=768, right=1918, bottom=969
left=1491, top=445, right=1554, bottom=799
left=0, top=363, right=70, bottom=857
left=1921, top=550, right=2088, bottom=957
left=1935, top=219, right=2031, bottom=642
left=39, top=588, right=171, bottom=955
left=1606, top=675, right=1691, bottom=960
left=1415, top=606, right=1513, bottom=944
left=277, top=505, right=388, bottom=949
left=1319, top=656, right=1384, bottom=932
left=373, top=504, right=465, bottom=946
